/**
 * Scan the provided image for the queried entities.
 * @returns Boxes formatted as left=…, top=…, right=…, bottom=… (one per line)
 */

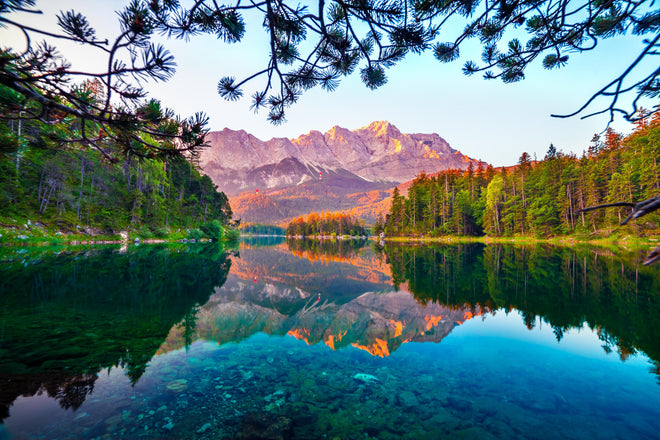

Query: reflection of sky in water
left=454, top=311, right=650, bottom=365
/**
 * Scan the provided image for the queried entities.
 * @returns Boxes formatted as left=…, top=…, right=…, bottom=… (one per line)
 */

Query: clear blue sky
left=1, top=1, right=650, bottom=166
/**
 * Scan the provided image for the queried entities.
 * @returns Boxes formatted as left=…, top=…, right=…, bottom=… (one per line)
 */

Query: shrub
left=137, top=225, right=154, bottom=239
left=225, top=227, right=240, bottom=241
left=154, top=226, right=171, bottom=238
left=187, top=228, right=203, bottom=240
left=200, top=220, right=223, bottom=240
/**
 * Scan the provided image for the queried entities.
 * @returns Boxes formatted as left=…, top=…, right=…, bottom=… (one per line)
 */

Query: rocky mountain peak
left=359, top=120, right=399, bottom=137
left=200, top=122, right=484, bottom=203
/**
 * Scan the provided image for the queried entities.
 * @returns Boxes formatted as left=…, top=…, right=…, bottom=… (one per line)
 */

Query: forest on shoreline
left=0, top=128, right=236, bottom=244
left=377, top=115, right=660, bottom=240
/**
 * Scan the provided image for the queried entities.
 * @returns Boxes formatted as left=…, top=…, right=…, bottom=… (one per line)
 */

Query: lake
left=1, top=238, right=660, bottom=439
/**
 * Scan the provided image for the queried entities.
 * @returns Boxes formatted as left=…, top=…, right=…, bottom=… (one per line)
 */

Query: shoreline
left=379, top=234, right=659, bottom=254
left=0, top=218, right=238, bottom=247
left=1, top=222, right=657, bottom=252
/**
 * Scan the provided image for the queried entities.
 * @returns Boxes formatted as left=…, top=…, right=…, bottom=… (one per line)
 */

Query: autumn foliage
left=286, top=212, right=367, bottom=237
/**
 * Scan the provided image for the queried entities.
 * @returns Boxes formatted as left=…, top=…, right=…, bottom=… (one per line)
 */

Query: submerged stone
left=196, top=423, right=211, bottom=434
left=398, top=390, right=420, bottom=408
left=445, top=396, right=473, bottom=412
left=73, top=412, right=89, bottom=421
left=166, top=379, right=188, bottom=392
left=353, top=373, right=379, bottom=383
left=240, top=413, right=292, bottom=440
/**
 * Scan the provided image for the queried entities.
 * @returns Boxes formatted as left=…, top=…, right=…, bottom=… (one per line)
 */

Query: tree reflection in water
left=380, top=242, right=660, bottom=382
left=0, top=243, right=232, bottom=421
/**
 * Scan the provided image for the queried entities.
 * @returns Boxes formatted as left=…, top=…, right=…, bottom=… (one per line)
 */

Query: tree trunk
left=86, top=177, right=94, bottom=225
left=76, top=157, right=85, bottom=221
left=40, top=183, right=55, bottom=213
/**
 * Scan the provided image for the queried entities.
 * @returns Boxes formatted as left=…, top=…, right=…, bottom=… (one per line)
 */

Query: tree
left=387, top=186, right=406, bottom=234
left=1, top=0, right=658, bottom=146
left=1, top=0, right=209, bottom=161
left=484, top=174, right=504, bottom=235
left=373, top=213, right=385, bottom=235
left=200, top=219, right=223, bottom=240
left=212, top=0, right=660, bottom=124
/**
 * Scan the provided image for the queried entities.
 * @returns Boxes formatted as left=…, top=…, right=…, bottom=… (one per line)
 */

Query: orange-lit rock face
left=352, top=338, right=390, bottom=357
left=425, top=315, right=443, bottom=330
left=287, top=328, right=312, bottom=345
left=456, top=310, right=481, bottom=325
left=324, top=330, right=347, bottom=350
left=423, top=145, right=440, bottom=159
left=390, top=320, right=403, bottom=338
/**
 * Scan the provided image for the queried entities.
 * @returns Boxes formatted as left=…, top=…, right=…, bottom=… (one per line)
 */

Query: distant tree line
left=382, top=114, right=660, bottom=237
left=287, top=212, right=367, bottom=237
left=241, top=223, right=286, bottom=235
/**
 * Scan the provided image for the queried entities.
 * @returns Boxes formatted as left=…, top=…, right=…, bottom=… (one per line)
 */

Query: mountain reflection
left=0, top=244, right=232, bottom=421
left=162, top=240, right=660, bottom=383
left=170, top=289, right=482, bottom=358
left=159, top=239, right=483, bottom=359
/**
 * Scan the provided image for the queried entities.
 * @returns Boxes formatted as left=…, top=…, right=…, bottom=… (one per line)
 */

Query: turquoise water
left=1, top=240, right=660, bottom=439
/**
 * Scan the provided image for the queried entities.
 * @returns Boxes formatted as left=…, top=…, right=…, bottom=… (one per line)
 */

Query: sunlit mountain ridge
left=199, top=121, right=485, bottom=225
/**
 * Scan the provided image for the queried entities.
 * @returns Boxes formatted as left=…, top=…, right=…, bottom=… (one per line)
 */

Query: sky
left=1, top=1, right=652, bottom=166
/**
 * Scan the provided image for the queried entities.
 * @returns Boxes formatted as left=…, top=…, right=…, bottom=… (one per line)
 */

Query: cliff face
left=199, top=121, right=484, bottom=224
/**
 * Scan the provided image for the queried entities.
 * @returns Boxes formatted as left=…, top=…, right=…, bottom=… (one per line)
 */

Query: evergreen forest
left=380, top=116, right=660, bottom=238
left=0, top=128, right=233, bottom=240
left=0, top=48, right=233, bottom=242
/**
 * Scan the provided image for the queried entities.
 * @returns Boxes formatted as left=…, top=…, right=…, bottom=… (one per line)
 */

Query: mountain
left=199, top=121, right=484, bottom=224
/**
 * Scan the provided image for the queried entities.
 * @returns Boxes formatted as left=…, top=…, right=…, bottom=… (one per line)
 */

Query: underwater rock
left=455, top=427, right=499, bottom=439
left=166, top=379, right=188, bottom=392
left=264, top=390, right=285, bottom=402
left=240, top=413, right=292, bottom=440
left=398, top=391, right=419, bottom=408
left=353, top=373, right=379, bottom=383
left=196, top=423, right=212, bottom=433
left=528, top=398, right=557, bottom=412
left=104, top=413, right=123, bottom=426
left=422, top=407, right=454, bottom=429
left=73, top=412, right=89, bottom=421
left=445, top=396, right=473, bottom=412
left=265, top=390, right=286, bottom=411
